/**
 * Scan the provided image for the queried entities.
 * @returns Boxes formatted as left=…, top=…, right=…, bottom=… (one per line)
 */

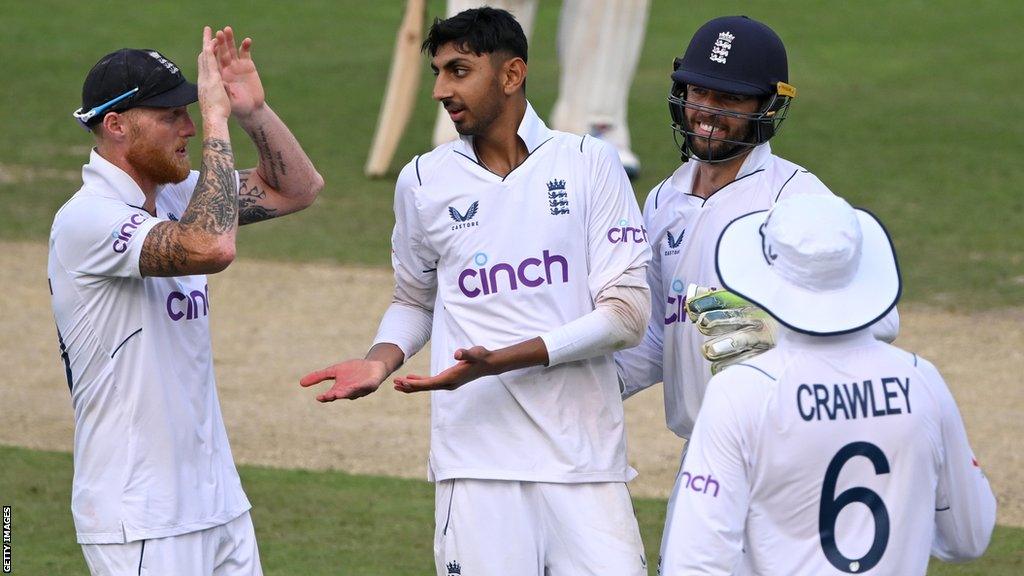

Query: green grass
left=1, top=0, right=1021, bottom=307
left=1, top=445, right=1020, bottom=575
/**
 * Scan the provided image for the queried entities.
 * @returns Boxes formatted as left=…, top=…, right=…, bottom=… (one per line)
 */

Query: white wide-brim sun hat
left=715, top=194, right=901, bottom=336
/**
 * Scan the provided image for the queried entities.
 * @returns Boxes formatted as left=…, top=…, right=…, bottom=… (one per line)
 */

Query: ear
left=501, top=57, right=527, bottom=96
left=99, top=111, right=132, bottom=141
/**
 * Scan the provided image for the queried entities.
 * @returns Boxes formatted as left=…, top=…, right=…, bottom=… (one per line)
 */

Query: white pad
left=550, top=0, right=649, bottom=152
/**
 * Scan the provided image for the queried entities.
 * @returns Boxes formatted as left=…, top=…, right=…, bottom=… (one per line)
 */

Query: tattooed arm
left=140, top=136, right=237, bottom=276
left=139, top=26, right=238, bottom=277
left=213, top=26, right=324, bottom=225
left=234, top=102, right=323, bottom=225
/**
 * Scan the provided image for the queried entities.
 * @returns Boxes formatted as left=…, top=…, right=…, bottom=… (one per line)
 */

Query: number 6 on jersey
left=819, top=441, right=891, bottom=573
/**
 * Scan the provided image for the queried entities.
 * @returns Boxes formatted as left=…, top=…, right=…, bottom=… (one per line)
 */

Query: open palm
left=300, top=359, right=389, bottom=402
left=214, top=26, right=265, bottom=117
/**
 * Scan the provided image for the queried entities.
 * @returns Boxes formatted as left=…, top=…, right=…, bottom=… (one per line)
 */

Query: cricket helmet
left=668, top=16, right=797, bottom=163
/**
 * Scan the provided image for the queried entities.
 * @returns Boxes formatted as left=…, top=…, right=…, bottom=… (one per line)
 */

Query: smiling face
left=123, top=106, right=196, bottom=185
left=430, top=42, right=511, bottom=137
left=682, top=85, right=761, bottom=162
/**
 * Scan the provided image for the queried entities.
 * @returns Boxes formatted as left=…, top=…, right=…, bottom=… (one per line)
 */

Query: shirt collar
left=456, top=101, right=551, bottom=161
left=736, top=141, right=772, bottom=179
left=668, top=141, right=774, bottom=197
left=81, top=148, right=148, bottom=208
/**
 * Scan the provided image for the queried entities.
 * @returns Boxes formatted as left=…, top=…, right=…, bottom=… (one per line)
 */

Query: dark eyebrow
left=434, top=57, right=473, bottom=71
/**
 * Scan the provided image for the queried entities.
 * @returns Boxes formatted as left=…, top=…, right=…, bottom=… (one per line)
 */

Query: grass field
left=2, top=446, right=1021, bottom=575
left=2, top=1, right=1022, bottom=574
left=1, top=0, right=1022, bottom=306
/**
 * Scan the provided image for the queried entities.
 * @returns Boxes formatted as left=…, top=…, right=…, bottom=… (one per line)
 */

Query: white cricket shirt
left=661, top=328, right=996, bottom=576
left=374, top=104, right=651, bottom=483
left=615, top=143, right=899, bottom=438
left=48, top=150, right=249, bottom=544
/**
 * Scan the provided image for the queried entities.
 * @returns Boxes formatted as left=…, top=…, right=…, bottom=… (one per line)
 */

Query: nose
left=432, top=73, right=452, bottom=103
left=181, top=111, right=197, bottom=137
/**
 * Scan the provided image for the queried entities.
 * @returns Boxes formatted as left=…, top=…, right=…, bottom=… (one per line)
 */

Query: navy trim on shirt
left=443, top=484, right=455, bottom=535
left=774, top=168, right=809, bottom=203
left=733, top=363, right=777, bottom=381
left=706, top=169, right=765, bottom=207
left=453, top=137, right=555, bottom=182
left=111, top=328, right=142, bottom=359
left=454, top=150, right=483, bottom=168
left=138, top=540, right=146, bottom=575
left=652, top=179, right=669, bottom=210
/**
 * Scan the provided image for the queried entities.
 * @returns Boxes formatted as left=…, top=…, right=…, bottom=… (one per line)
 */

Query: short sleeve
left=51, top=198, right=162, bottom=279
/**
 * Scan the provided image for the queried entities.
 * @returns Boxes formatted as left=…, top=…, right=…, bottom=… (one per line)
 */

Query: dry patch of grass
left=3, top=240, right=1020, bottom=526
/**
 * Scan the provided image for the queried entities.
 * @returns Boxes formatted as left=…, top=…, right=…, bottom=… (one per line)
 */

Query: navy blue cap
left=672, top=16, right=788, bottom=96
left=78, top=48, right=198, bottom=127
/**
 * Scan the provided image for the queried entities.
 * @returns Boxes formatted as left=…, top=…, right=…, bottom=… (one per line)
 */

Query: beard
left=451, top=99, right=502, bottom=137
left=683, top=113, right=756, bottom=162
left=448, top=79, right=505, bottom=137
left=125, top=125, right=190, bottom=185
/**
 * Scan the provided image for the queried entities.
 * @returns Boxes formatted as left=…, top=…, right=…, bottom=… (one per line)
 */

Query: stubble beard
left=684, top=113, right=755, bottom=162
left=453, top=80, right=505, bottom=137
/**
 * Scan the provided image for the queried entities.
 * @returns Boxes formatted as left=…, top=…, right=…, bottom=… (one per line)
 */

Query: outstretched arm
left=300, top=343, right=406, bottom=402
left=214, top=26, right=324, bottom=225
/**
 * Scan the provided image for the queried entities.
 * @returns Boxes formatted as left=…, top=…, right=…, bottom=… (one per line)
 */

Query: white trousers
left=434, top=479, right=647, bottom=576
left=81, top=511, right=262, bottom=576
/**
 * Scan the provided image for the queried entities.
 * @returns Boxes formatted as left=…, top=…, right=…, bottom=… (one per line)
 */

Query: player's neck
left=691, top=152, right=750, bottom=199
left=472, top=100, right=528, bottom=178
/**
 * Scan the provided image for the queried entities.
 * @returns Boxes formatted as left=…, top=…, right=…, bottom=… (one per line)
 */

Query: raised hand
left=393, top=346, right=497, bottom=393
left=213, top=26, right=265, bottom=119
left=198, top=26, right=231, bottom=123
left=299, top=359, right=390, bottom=402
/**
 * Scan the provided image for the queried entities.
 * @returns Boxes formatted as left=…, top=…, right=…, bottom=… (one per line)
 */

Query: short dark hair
left=422, top=7, right=528, bottom=63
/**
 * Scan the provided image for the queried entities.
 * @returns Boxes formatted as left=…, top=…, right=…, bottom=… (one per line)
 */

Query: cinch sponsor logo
left=607, top=218, right=648, bottom=244
left=679, top=470, right=720, bottom=498
left=665, top=279, right=687, bottom=325
left=458, top=250, right=569, bottom=298
left=166, top=284, right=210, bottom=321
left=111, top=213, right=147, bottom=253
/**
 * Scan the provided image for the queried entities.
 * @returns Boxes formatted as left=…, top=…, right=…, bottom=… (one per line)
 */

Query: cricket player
left=49, top=27, right=323, bottom=574
left=432, top=0, right=649, bottom=177
left=301, top=8, right=651, bottom=575
left=615, top=14, right=899, bottom=439
left=660, top=194, right=996, bottom=575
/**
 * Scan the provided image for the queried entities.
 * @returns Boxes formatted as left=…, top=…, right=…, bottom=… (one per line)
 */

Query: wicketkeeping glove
left=685, top=284, right=777, bottom=375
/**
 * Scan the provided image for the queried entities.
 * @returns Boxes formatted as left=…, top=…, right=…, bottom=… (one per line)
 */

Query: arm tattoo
left=140, top=221, right=190, bottom=276
left=247, top=125, right=284, bottom=189
left=179, top=138, right=237, bottom=233
left=139, top=137, right=236, bottom=277
left=238, top=169, right=280, bottom=225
